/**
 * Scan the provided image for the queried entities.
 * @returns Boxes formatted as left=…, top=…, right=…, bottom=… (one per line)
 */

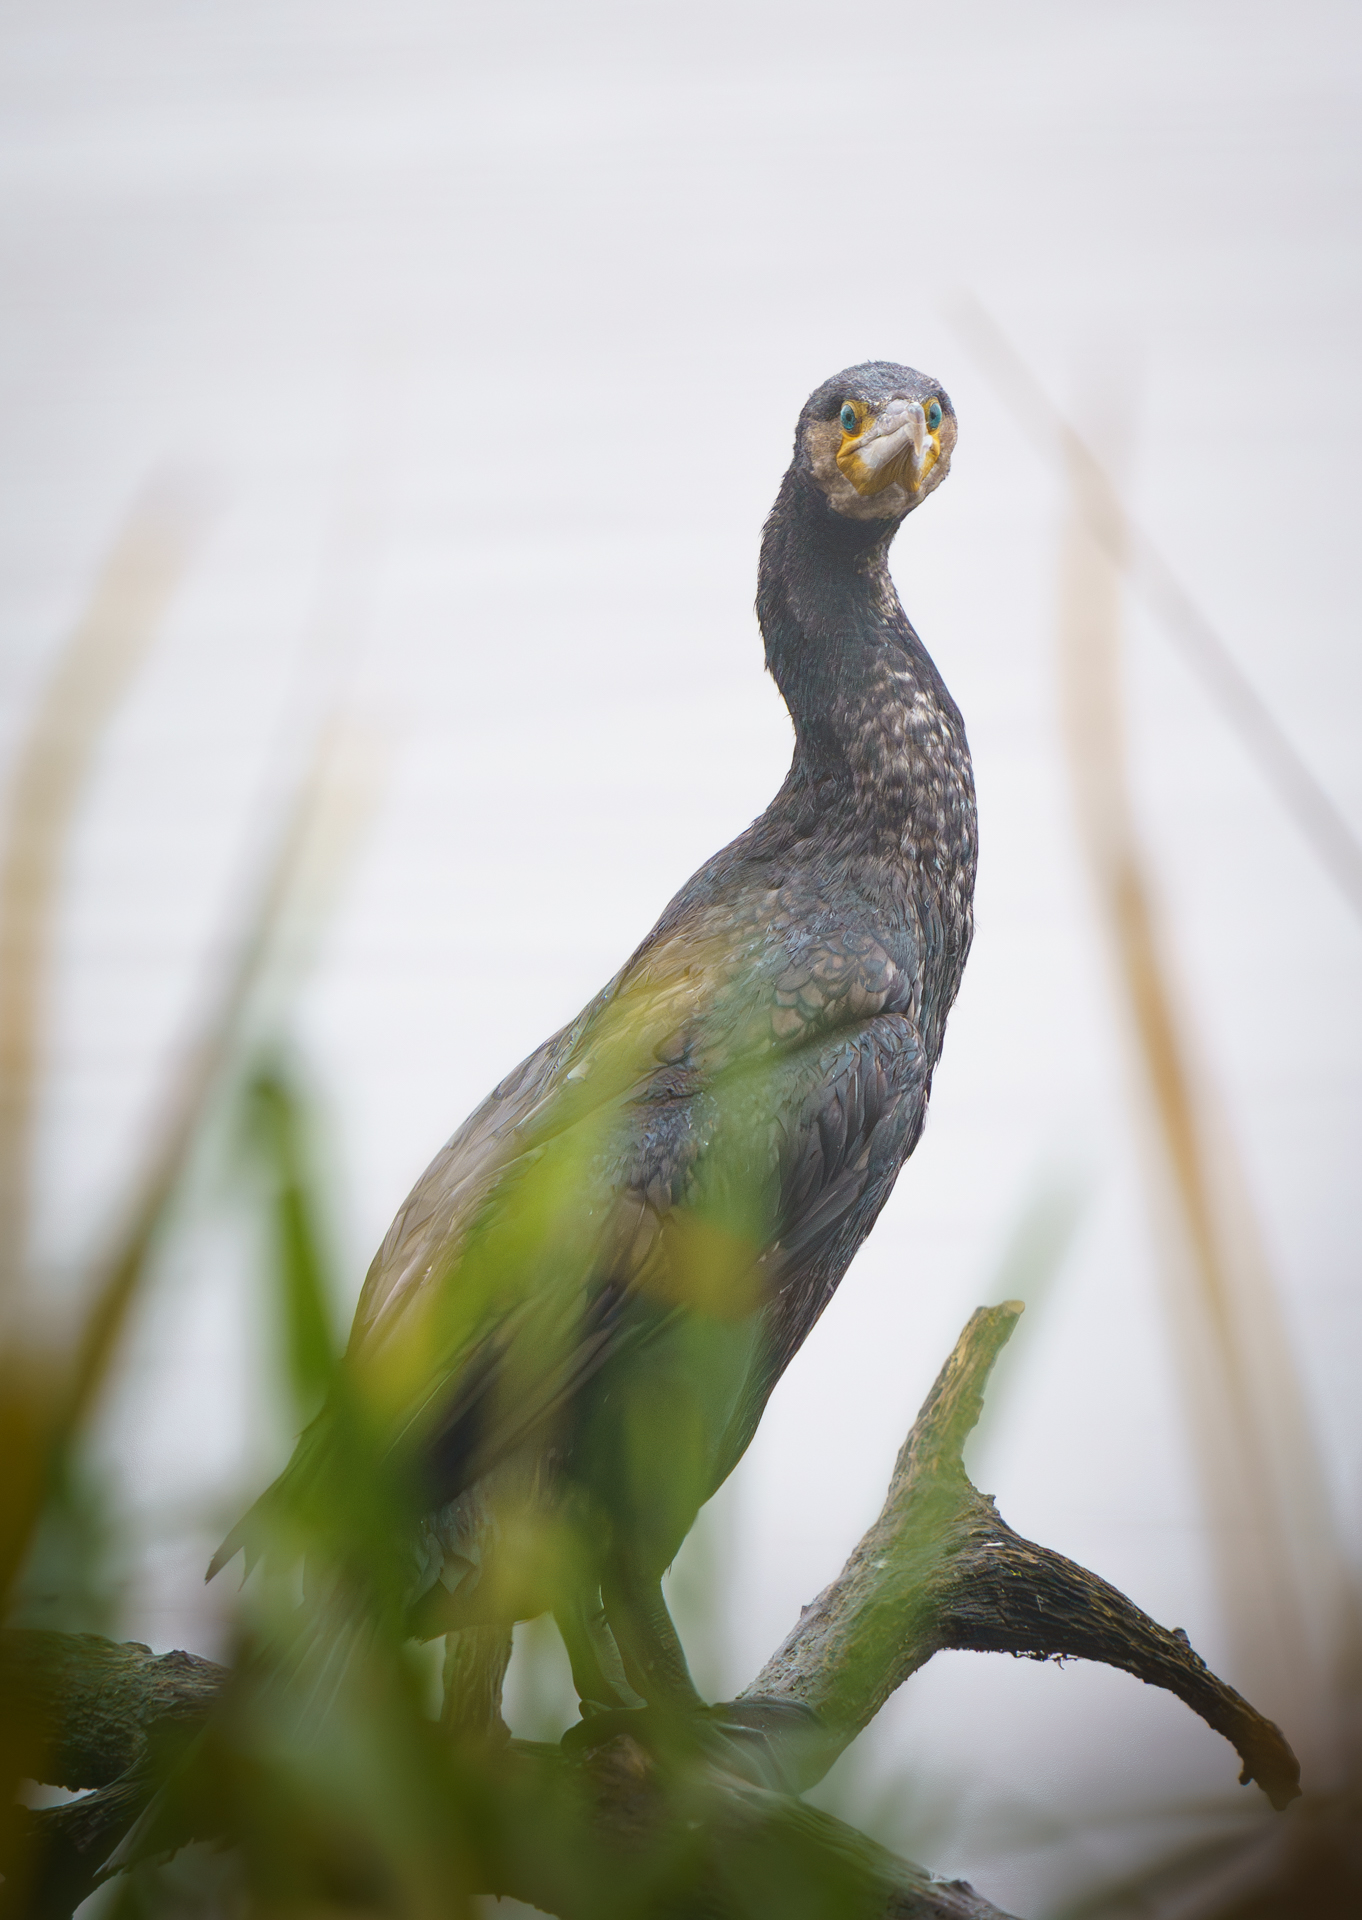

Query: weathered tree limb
left=744, top=1302, right=1302, bottom=1809
left=2, top=1656, right=1016, bottom=1920
left=495, top=1734, right=1021, bottom=1920
left=2, top=1630, right=226, bottom=1789
left=3, top=1304, right=1301, bottom=1918
left=1, top=1633, right=226, bottom=1919
left=441, top=1621, right=513, bottom=1743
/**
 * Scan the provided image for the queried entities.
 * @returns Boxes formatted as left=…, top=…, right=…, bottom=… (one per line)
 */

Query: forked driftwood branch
left=1, top=1634, right=227, bottom=1919
left=2, top=1305, right=1300, bottom=1919
left=744, top=1303, right=1301, bottom=1810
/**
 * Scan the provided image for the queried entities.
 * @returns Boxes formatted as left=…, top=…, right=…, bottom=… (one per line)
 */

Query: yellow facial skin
left=835, top=397, right=943, bottom=498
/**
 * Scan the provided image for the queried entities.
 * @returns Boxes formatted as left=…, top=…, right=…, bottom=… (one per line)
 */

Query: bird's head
left=797, top=361, right=956, bottom=522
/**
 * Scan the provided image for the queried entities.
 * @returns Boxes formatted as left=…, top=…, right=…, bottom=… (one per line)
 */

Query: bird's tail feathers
left=205, top=1478, right=280, bottom=1583
left=206, top=1416, right=334, bottom=1584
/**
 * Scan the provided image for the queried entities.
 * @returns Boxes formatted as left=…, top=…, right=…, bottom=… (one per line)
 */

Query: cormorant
left=214, top=360, right=976, bottom=1741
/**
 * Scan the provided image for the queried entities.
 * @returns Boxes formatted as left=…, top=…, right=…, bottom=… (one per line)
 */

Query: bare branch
left=2, top=1630, right=225, bottom=1790
left=5, top=1305, right=1301, bottom=1920
left=1, top=1632, right=225, bottom=1918
left=744, top=1304, right=1301, bottom=1809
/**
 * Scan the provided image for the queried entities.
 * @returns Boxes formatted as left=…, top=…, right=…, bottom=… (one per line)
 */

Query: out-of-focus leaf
left=0, top=486, right=208, bottom=1612
left=0, top=481, right=211, bottom=1315
left=243, top=1062, right=340, bottom=1421
left=6, top=1446, right=115, bottom=1637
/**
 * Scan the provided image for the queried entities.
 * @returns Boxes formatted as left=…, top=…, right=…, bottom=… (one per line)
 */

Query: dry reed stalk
left=0, top=526, right=379, bottom=1596
left=954, top=296, right=1362, bottom=927
left=0, top=485, right=210, bottom=1317
left=1055, top=391, right=1345, bottom=1767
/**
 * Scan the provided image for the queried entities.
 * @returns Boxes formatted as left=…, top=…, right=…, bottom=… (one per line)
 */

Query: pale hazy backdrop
left=1, top=3, right=1359, bottom=1913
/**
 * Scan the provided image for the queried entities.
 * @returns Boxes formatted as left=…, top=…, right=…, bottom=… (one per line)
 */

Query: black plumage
left=216, top=360, right=977, bottom=1723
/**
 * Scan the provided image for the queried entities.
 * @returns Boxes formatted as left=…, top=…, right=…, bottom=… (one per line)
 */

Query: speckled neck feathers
left=754, top=460, right=978, bottom=1045
left=760, top=462, right=974, bottom=826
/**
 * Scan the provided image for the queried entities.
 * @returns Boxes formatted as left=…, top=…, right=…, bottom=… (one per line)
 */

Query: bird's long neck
left=756, top=467, right=974, bottom=861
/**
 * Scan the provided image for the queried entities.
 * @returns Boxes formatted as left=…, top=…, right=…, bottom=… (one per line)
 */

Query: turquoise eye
left=839, top=402, right=858, bottom=433
left=927, top=399, right=943, bottom=430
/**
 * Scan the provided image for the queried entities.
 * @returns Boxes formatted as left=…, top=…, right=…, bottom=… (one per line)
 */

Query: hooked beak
left=836, top=398, right=940, bottom=498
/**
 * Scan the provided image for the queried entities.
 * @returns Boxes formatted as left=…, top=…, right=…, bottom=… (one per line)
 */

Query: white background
left=1, top=3, right=1358, bottom=1911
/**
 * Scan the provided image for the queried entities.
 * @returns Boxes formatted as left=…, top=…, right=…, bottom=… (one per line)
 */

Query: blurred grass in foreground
left=3, top=423, right=1357, bottom=1918
left=0, top=489, right=891, bottom=1919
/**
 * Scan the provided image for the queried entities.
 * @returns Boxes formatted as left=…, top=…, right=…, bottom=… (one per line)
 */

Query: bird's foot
left=561, top=1696, right=824, bottom=1794
left=701, top=1697, right=826, bottom=1792
left=560, top=1701, right=686, bottom=1771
